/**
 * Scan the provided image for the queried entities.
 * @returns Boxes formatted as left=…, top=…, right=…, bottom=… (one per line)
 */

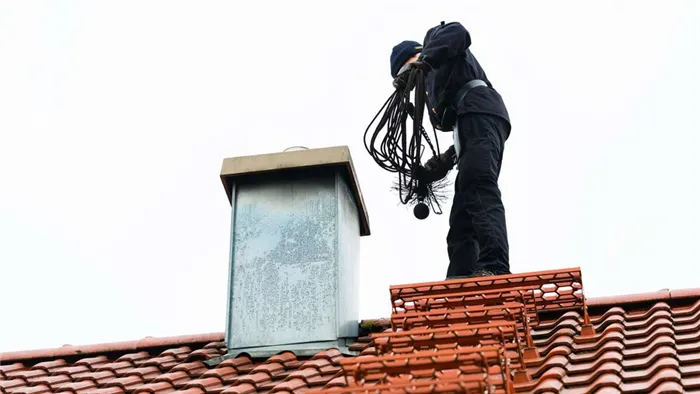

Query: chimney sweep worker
left=390, top=21, right=511, bottom=279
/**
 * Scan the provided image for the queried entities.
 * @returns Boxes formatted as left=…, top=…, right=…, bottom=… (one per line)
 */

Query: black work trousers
left=446, top=113, right=511, bottom=278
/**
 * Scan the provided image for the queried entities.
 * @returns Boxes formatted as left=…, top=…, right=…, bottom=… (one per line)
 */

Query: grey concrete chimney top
left=220, top=145, right=370, bottom=236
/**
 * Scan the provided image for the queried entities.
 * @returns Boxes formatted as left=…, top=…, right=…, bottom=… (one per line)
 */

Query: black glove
left=392, top=71, right=410, bottom=90
left=422, top=146, right=456, bottom=181
left=393, top=61, right=432, bottom=89
left=410, top=60, right=431, bottom=72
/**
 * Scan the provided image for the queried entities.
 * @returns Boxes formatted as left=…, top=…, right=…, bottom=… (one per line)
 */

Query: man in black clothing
left=390, top=21, right=512, bottom=279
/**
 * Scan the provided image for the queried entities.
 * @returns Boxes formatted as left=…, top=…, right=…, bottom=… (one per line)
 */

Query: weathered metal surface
left=220, top=146, right=371, bottom=236
left=336, top=173, right=360, bottom=338
left=225, top=170, right=360, bottom=351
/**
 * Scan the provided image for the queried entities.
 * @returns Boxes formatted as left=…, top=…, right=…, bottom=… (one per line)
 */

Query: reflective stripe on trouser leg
left=453, top=125, right=461, bottom=161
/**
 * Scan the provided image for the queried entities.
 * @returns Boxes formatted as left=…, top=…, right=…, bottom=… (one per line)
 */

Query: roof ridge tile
left=0, top=334, right=224, bottom=364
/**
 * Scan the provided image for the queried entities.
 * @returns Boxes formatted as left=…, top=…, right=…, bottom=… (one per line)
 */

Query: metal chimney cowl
left=219, top=146, right=370, bottom=358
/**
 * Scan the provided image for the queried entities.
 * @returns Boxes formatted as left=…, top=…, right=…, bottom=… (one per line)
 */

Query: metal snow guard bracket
left=391, top=267, right=588, bottom=316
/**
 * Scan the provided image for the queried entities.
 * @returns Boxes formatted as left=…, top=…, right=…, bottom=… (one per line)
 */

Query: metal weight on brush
left=413, top=201, right=430, bottom=219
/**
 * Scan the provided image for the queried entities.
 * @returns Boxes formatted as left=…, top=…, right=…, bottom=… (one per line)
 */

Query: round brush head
left=413, top=202, right=430, bottom=220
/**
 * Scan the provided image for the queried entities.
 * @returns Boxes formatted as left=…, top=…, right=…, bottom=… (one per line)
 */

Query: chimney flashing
left=207, top=339, right=360, bottom=366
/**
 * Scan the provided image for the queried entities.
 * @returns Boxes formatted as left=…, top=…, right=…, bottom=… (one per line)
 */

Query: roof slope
left=2, top=269, right=700, bottom=394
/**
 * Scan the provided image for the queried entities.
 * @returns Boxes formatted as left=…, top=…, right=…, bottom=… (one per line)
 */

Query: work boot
left=446, top=269, right=497, bottom=280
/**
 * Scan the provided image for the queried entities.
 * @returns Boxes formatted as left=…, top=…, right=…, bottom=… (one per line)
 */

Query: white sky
left=0, top=1, right=698, bottom=353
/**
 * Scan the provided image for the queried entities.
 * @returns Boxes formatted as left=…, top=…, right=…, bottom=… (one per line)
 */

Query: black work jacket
left=419, top=21, right=510, bottom=131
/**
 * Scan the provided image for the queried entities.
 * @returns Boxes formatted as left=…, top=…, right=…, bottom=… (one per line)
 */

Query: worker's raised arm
left=419, top=22, right=472, bottom=70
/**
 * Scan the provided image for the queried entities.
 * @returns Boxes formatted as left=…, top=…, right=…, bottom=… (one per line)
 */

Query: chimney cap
left=220, top=145, right=370, bottom=236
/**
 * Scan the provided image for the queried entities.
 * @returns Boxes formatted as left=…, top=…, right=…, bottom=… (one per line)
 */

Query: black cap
left=390, top=40, right=423, bottom=78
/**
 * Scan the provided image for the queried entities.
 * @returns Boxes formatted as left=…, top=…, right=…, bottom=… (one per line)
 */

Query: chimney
left=219, top=146, right=370, bottom=357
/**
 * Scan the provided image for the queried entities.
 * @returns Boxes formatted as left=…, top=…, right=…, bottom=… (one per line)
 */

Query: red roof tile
left=2, top=268, right=700, bottom=393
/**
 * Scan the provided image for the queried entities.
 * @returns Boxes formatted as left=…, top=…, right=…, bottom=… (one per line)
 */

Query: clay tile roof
left=2, top=268, right=700, bottom=393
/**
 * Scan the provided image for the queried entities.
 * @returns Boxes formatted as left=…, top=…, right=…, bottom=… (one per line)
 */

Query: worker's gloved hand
left=410, top=60, right=431, bottom=73
left=422, top=146, right=456, bottom=181
left=392, top=71, right=410, bottom=90
left=424, top=155, right=442, bottom=172
left=393, top=60, right=432, bottom=89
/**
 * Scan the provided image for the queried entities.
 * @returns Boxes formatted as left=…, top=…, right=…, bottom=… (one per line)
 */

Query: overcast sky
left=1, top=1, right=698, bottom=352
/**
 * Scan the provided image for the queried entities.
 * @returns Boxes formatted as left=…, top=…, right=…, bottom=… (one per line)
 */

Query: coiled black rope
left=363, top=66, right=451, bottom=217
